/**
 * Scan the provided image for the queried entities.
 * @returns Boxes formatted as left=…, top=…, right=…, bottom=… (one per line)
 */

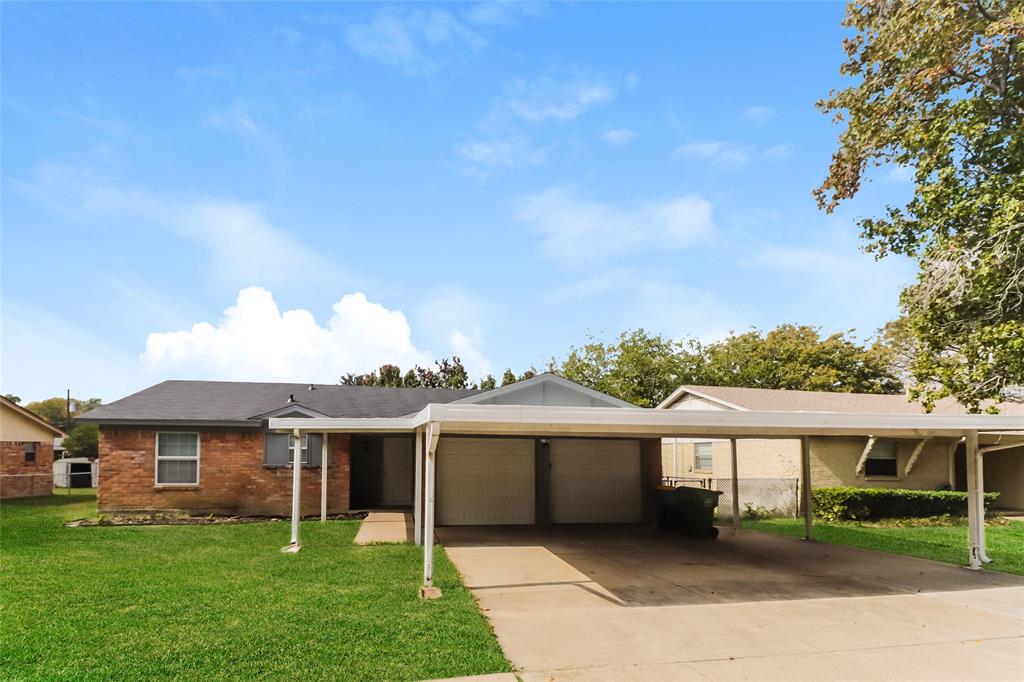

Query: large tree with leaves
left=816, top=0, right=1023, bottom=411
left=558, top=325, right=900, bottom=407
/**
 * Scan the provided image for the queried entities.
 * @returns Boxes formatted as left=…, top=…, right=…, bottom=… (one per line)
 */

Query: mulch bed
left=65, top=511, right=368, bottom=527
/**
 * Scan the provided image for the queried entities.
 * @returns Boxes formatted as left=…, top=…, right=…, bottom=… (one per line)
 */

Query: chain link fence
left=662, top=476, right=799, bottom=519
left=2, top=470, right=96, bottom=500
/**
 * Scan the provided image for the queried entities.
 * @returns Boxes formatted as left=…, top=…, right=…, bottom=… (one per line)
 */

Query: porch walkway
left=354, top=511, right=413, bottom=544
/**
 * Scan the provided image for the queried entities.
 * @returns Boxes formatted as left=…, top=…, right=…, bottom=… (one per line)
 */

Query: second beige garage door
left=437, top=437, right=535, bottom=525
left=549, top=439, right=641, bottom=523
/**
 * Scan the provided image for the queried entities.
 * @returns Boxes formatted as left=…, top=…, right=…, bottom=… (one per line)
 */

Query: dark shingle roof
left=78, top=380, right=480, bottom=425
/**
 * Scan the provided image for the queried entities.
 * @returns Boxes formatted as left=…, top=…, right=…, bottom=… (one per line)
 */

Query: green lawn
left=0, top=491, right=510, bottom=680
left=743, top=516, right=1024, bottom=576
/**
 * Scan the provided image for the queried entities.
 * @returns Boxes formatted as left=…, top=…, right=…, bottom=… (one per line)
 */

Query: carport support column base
left=419, top=585, right=442, bottom=600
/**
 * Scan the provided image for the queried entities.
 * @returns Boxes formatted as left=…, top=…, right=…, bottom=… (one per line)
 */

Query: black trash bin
left=656, top=485, right=722, bottom=539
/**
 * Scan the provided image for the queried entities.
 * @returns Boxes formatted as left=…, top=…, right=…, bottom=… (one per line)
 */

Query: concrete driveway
left=437, top=525, right=1024, bottom=681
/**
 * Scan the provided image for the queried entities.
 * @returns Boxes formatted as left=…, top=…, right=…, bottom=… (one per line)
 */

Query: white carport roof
left=268, top=402, right=1024, bottom=440
left=270, top=402, right=1023, bottom=586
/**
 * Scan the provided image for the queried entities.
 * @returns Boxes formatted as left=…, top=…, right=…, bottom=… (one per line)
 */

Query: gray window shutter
left=307, top=434, right=324, bottom=466
left=264, top=433, right=290, bottom=466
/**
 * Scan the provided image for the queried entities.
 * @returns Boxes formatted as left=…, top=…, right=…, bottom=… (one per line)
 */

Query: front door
left=381, top=437, right=413, bottom=506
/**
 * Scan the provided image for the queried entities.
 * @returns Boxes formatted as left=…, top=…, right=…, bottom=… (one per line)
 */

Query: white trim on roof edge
left=251, top=404, right=331, bottom=420
left=454, top=373, right=638, bottom=409
left=269, top=403, right=1024, bottom=439
left=657, top=386, right=749, bottom=411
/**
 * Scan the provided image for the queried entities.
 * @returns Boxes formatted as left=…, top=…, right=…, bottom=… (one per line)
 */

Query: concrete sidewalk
left=353, top=512, right=412, bottom=544
left=439, top=525, right=1024, bottom=681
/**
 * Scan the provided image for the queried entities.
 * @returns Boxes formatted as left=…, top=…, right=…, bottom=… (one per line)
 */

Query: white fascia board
left=429, top=404, right=1024, bottom=438
left=272, top=403, right=1024, bottom=439
left=656, top=386, right=748, bottom=411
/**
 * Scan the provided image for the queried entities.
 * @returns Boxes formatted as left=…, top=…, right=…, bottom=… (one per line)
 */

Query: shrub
left=811, top=487, right=1000, bottom=522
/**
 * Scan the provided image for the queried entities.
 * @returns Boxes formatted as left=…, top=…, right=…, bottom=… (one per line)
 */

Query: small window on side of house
left=865, top=439, right=898, bottom=477
left=694, top=442, right=713, bottom=472
left=24, top=442, right=37, bottom=463
left=156, top=432, right=199, bottom=485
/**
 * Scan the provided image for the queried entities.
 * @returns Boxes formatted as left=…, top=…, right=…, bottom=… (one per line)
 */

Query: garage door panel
left=437, top=438, right=535, bottom=525
left=550, top=439, right=641, bottom=523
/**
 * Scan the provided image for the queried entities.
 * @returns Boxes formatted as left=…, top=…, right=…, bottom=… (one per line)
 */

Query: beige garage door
left=550, top=439, right=641, bottom=523
left=437, top=437, right=535, bottom=525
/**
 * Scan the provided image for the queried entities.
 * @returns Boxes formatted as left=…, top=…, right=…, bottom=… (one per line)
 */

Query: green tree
left=478, top=374, right=497, bottom=390
left=816, top=1, right=1024, bottom=411
left=63, top=424, right=99, bottom=458
left=24, top=396, right=104, bottom=429
left=3, top=394, right=21, bottom=404
left=500, top=369, right=516, bottom=386
left=561, top=329, right=684, bottom=407
left=693, top=325, right=903, bottom=394
left=557, top=325, right=902, bottom=406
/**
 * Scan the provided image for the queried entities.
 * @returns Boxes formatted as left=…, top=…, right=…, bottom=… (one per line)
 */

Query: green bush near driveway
left=812, top=486, right=1000, bottom=522
left=0, top=491, right=510, bottom=680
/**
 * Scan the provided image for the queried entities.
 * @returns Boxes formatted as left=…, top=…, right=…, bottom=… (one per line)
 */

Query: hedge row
left=811, top=487, right=1001, bottom=522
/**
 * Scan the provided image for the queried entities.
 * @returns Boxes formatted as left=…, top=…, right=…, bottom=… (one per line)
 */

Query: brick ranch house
left=659, top=385, right=1024, bottom=511
left=81, top=374, right=1023, bottom=578
left=79, top=374, right=651, bottom=519
left=1, top=395, right=67, bottom=499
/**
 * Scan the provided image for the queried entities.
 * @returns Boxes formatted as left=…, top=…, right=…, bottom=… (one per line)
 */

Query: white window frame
left=289, top=434, right=310, bottom=466
left=694, top=441, right=714, bottom=472
left=154, top=432, right=200, bottom=487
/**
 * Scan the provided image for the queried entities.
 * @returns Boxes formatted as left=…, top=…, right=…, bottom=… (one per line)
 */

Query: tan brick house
left=1, top=395, right=67, bottom=499
left=659, top=385, right=1024, bottom=510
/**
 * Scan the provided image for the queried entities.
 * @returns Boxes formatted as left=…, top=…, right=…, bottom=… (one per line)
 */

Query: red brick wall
left=98, top=428, right=351, bottom=516
left=1, top=441, right=54, bottom=499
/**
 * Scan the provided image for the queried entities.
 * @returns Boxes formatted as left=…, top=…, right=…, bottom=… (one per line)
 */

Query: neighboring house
left=0, top=395, right=67, bottom=499
left=78, top=374, right=651, bottom=521
left=659, top=385, right=1024, bottom=510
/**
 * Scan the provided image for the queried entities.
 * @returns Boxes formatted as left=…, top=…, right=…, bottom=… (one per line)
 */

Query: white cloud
left=464, top=2, right=546, bottom=26
left=344, top=8, right=483, bottom=73
left=12, top=161, right=328, bottom=288
left=141, top=287, right=433, bottom=381
left=1, top=301, right=138, bottom=404
left=601, top=128, right=637, bottom=146
left=453, top=134, right=547, bottom=176
left=503, top=75, right=618, bottom=123
left=204, top=101, right=271, bottom=141
left=517, top=188, right=714, bottom=270
left=674, top=140, right=752, bottom=166
left=674, top=140, right=792, bottom=167
left=886, top=164, right=915, bottom=182
left=450, top=328, right=491, bottom=379
left=741, top=105, right=775, bottom=126
left=457, top=71, right=626, bottom=176
left=763, top=143, right=792, bottom=160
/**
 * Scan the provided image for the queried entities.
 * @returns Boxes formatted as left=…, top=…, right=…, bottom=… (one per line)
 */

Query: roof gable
left=0, top=396, right=68, bottom=437
left=457, top=374, right=637, bottom=409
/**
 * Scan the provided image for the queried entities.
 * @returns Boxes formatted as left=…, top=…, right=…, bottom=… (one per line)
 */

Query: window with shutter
left=865, top=439, right=898, bottom=477
left=264, top=433, right=291, bottom=467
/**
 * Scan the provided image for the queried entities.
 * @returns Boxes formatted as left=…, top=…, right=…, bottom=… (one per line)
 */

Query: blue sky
left=2, top=2, right=916, bottom=403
